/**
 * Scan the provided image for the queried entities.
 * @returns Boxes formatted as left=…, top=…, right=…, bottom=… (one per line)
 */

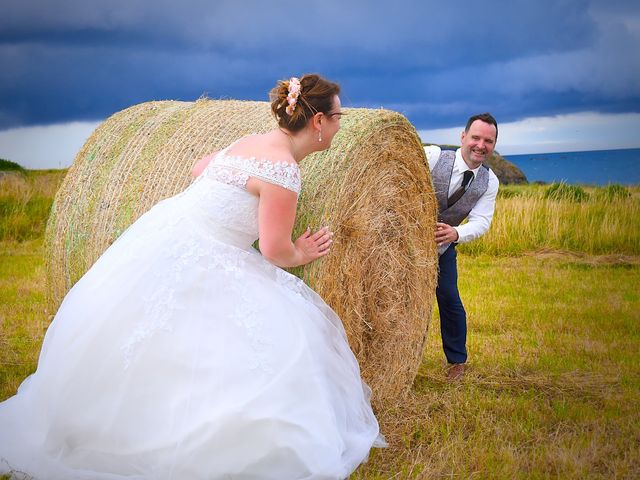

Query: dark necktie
left=447, top=170, right=474, bottom=207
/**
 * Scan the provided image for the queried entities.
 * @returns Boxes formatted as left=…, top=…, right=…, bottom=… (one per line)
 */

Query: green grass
left=1, top=247, right=639, bottom=477
left=352, top=253, right=640, bottom=478
left=1, top=174, right=639, bottom=477
left=0, top=240, right=51, bottom=396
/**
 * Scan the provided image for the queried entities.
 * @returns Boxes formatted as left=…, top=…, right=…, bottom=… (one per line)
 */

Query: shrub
left=597, top=183, right=631, bottom=201
left=0, top=158, right=26, bottom=174
left=544, top=182, right=589, bottom=202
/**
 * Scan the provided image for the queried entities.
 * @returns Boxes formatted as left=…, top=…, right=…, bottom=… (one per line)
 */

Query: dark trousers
left=436, top=244, right=467, bottom=364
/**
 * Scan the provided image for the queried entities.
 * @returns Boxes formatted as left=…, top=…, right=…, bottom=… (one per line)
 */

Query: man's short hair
left=465, top=113, right=498, bottom=141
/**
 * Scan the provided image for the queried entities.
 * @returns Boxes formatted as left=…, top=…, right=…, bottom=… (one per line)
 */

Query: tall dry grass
left=2, top=172, right=638, bottom=257
left=459, top=184, right=640, bottom=256
left=0, top=171, right=66, bottom=242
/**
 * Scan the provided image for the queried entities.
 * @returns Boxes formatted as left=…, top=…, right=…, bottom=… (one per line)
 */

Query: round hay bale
left=45, top=99, right=438, bottom=405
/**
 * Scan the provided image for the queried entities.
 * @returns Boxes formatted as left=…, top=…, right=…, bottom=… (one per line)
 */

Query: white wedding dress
left=0, top=142, right=384, bottom=480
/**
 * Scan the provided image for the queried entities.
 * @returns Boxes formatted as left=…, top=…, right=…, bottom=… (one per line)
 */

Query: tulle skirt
left=0, top=196, right=383, bottom=479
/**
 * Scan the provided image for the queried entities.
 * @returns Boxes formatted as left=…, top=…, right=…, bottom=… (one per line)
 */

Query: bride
left=0, top=74, right=384, bottom=479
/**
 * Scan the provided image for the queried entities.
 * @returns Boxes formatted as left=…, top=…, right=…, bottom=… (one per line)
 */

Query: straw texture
left=45, top=99, right=438, bottom=405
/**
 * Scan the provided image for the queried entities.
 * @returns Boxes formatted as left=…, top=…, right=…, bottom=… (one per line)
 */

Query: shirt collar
left=455, top=148, right=481, bottom=177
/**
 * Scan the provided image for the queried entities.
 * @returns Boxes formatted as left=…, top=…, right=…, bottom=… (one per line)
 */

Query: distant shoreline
left=504, top=147, right=639, bottom=186
left=504, top=146, right=640, bottom=157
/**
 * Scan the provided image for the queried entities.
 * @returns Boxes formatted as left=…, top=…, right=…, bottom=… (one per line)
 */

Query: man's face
left=460, top=120, right=497, bottom=169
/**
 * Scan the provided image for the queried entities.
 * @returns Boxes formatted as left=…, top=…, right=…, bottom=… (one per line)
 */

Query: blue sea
left=504, top=148, right=640, bottom=185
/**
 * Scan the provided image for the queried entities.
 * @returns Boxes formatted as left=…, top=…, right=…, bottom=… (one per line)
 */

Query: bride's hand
left=294, top=226, right=333, bottom=265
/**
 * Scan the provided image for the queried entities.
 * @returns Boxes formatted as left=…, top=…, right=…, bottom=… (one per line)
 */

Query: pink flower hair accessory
left=285, top=77, right=301, bottom=116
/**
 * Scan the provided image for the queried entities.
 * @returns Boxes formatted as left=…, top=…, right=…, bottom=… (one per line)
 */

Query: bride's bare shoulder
left=227, top=133, right=296, bottom=165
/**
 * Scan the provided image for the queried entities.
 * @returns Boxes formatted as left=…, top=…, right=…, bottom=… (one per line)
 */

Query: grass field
left=1, top=171, right=639, bottom=478
left=0, top=170, right=66, bottom=242
left=354, top=253, right=639, bottom=478
left=459, top=183, right=640, bottom=256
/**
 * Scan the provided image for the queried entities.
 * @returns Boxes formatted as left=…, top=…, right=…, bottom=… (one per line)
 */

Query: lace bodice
left=205, top=150, right=301, bottom=195
left=177, top=147, right=301, bottom=250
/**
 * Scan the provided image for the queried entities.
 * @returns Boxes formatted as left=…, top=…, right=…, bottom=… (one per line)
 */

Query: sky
left=1, top=0, right=639, bottom=169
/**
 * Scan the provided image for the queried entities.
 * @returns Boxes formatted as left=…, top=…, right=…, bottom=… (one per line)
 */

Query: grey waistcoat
left=432, top=149, right=490, bottom=227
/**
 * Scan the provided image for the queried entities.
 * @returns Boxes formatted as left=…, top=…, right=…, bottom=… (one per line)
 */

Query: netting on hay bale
left=45, top=99, right=439, bottom=405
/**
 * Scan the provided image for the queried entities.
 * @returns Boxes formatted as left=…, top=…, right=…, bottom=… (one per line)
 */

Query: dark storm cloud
left=0, top=0, right=638, bottom=130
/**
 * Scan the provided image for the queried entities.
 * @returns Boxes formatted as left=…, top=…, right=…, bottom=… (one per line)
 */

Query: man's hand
left=435, top=222, right=459, bottom=247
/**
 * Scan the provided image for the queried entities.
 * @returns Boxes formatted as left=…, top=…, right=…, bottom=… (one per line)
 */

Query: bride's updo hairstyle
left=269, top=74, right=341, bottom=133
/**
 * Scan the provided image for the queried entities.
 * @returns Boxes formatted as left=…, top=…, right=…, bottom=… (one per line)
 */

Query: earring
left=318, top=129, right=322, bottom=142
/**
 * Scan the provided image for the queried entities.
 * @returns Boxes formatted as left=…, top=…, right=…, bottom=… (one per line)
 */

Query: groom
left=424, top=113, right=500, bottom=380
